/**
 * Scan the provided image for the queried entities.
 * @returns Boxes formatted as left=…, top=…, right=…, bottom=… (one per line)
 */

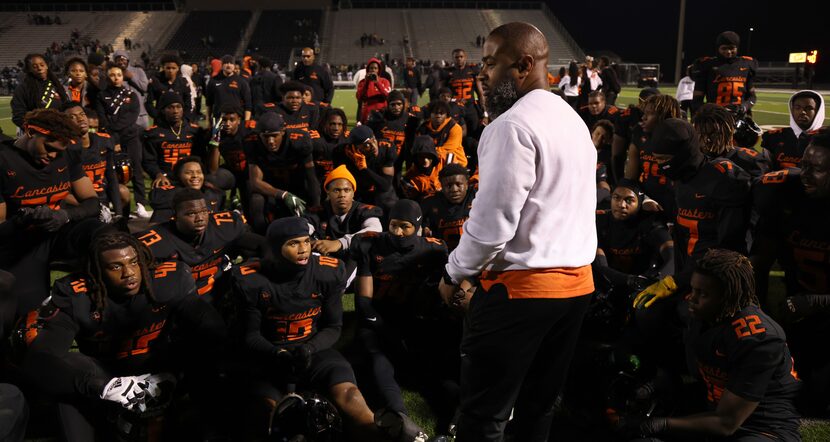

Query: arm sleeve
left=22, top=311, right=110, bottom=398
left=358, top=166, right=393, bottom=193
left=10, top=84, right=28, bottom=128
left=337, top=217, right=382, bottom=250
left=593, top=253, right=632, bottom=287
left=145, top=83, right=159, bottom=120
left=142, top=134, right=164, bottom=178
left=446, top=121, right=535, bottom=281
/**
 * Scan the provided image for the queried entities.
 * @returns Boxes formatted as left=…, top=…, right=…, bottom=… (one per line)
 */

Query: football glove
left=31, top=206, right=69, bottom=232
left=291, top=345, right=314, bottom=373
left=632, top=276, right=677, bottom=309
left=346, top=145, right=368, bottom=170
left=639, top=417, right=669, bottom=436
left=209, top=119, right=223, bottom=147
left=281, top=191, right=307, bottom=215
left=100, top=374, right=159, bottom=412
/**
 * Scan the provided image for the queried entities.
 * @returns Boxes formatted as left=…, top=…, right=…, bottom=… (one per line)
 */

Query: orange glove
left=347, top=145, right=368, bottom=170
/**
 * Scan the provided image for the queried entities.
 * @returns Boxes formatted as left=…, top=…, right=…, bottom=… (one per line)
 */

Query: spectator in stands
left=597, top=56, right=621, bottom=106
left=249, top=55, right=284, bottom=118
left=206, top=55, right=252, bottom=124
left=356, top=58, right=392, bottom=124
left=558, top=61, right=581, bottom=109
left=63, top=57, right=90, bottom=107
left=146, top=54, right=192, bottom=122
left=112, top=50, right=149, bottom=128
left=11, top=53, right=69, bottom=130
left=293, top=47, right=333, bottom=105
left=96, top=63, right=151, bottom=218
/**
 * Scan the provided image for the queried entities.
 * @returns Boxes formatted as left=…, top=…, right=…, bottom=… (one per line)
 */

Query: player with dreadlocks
left=634, top=249, right=801, bottom=441
left=1, top=108, right=103, bottom=319
left=692, top=103, right=771, bottom=179
left=624, top=94, right=681, bottom=219
left=20, top=230, right=227, bottom=441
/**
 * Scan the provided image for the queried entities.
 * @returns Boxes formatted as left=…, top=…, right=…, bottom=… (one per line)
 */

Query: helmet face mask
left=271, top=392, right=343, bottom=441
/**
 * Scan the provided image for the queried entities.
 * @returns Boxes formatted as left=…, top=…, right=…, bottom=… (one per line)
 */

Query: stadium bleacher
left=322, top=8, right=581, bottom=69
left=163, top=10, right=251, bottom=63
left=0, top=11, right=183, bottom=68
left=248, top=10, right=321, bottom=68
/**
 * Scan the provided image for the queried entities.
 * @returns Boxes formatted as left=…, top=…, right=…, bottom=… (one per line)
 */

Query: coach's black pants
left=455, top=284, right=591, bottom=442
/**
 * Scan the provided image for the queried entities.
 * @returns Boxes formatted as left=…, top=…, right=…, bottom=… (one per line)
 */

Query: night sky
left=549, top=0, right=828, bottom=83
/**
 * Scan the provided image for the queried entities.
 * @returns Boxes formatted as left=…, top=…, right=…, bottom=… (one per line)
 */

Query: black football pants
left=455, top=283, right=591, bottom=442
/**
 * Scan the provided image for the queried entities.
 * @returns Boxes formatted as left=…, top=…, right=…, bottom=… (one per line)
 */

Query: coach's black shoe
left=375, top=408, right=429, bottom=442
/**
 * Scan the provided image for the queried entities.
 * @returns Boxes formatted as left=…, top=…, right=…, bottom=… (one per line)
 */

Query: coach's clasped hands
left=632, top=275, right=677, bottom=309
left=101, top=373, right=176, bottom=412
left=439, top=279, right=476, bottom=312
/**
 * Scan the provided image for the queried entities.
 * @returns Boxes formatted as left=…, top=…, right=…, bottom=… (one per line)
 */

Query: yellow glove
left=632, top=276, right=677, bottom=309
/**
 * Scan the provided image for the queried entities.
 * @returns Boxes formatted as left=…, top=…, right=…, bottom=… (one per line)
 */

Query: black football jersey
left=420, top=188, right=476, bottom=252
left=614, top=106, right=643, bottom=145
left=753, top=168, right=830, bottom=295
left=275, top=103, right=319, bottom=133
left=232, top=256, right=346, bottom=346
left=307, top=201, right=383, bottom=242
left=142, top=121, right=208, bottom=177
left=76, top=132, right=116, bottom=196
left=136, top=211, right=249, bottom=302
left=578, top=105, right=621, bottom=131
left=148, top=184, right=225, bottom=223
left=721, top=147, right=772, bottom=179
left=691, top=56, right=758, bottom=107
left=761, top=127, right=817, bottom=170
left=246, top=129, right=314, bottom=198
left=350, top=232, right=448, bottom=308
left=44, top=261, right=203, bottom=373
left=633, top=127, right=676, bottom=217
left=0, top=139, right=84, bottom=214
left=674, top=158, right=751, bottom=288
left=446, top=64, right=480, bottom=103
left=218, top=127, right=255, bottom=176
left=332, top=141, right=397, bottom=203
left=689, top=305, right=800, bottom=440
left=367, top=110, right=419, bottom=156
left=595, top=210, right=671, bottom=275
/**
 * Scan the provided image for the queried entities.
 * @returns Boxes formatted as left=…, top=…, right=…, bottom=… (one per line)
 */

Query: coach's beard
left=485, top=77, right=520, bottom=120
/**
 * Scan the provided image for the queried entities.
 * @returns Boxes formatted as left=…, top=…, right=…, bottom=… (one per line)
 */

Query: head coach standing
left=438, top=22, right=597, bottom=441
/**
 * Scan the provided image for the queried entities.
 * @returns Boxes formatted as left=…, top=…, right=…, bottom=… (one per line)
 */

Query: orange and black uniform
left=75, top=132, right=122, bottom=212
left=416, top=118, right=467, bottom=168
left=720, top=147, right=772, bottom=180
left=633, top=126, right=676, bottom=218
left=20, top=263, right=226, bottom=440
left=753, top=168, right=830, bottom=406
left=274, top=102, right=319, bottom=134
left=350, top=232, right=449, bottom=414
left=367, top=108, right=420, bottom=157
left=218, top=126, right=256, bottom=192
left=142, top=120, right=208, bottom=178
left=206, top=73, right=251, bottom=119
left=148, top=182, right=225, bottom=224
left=673, top=158, right=750, bottom=291
left=577, top=104, right=620, bottom=131
left=445, top=64, right=480, bottom=104
left=309, top=129, right=345, bottom=192
left=691, top=55, right=758, bottom=110
left=594, top=209, right=672, bottom=288
left=306, top=202, right=383, bottom=262
left=687, top=305, right=801, bottom=441
left=421, top=187, right=476, bottom=252
left=332, top=140, right=397, bottom=210
left=0, top=139, right=102, bottom=315
left=761, top=127, right=819, bottom=170
left=232, top=256, right=354, bottom=395
left=246, top=129, right=316, bottom=203
left=136, top=210, right=258, bottom=304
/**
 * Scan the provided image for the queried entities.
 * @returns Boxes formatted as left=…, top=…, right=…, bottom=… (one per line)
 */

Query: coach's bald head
left=479, top=22, right=549, bottom=118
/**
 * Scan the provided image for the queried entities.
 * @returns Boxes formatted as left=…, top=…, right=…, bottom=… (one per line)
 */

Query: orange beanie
left=324, top=164, right=357, bottom=190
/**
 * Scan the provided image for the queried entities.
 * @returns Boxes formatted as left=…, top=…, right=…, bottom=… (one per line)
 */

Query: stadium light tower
left=674, top=0, right=687, bottom=84
left=747, top=27, right=754, bottom=54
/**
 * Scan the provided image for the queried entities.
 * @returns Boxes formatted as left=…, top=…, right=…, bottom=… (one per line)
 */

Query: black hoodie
left=11, top=74, right=68, bottom=128
left=146, top=71, right=192, bottom=120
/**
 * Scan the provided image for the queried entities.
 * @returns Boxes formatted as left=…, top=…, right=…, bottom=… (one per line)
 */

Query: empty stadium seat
left=164, top=11, right=251, bottom=63
left=247, top=10, right=321, bottom=68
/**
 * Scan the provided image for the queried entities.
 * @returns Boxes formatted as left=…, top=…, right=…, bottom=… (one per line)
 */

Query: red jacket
left=356, top=75, right=391, bottom=123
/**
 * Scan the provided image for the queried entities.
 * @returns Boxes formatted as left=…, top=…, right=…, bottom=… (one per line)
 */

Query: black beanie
left=158, top=91, right=183, bottom=110
left=389, top=199, right=422, bottom=230
left=716, top=31, right=740, bottom=48
left=266, top=217, right=309, bottom=251
left=221, top=54, right=235, bottom=64
left=614, top=178, right=645, bottom=205
left=648, top=118, right=703, bottom=180
left=388, top=89, right=405, bottom=104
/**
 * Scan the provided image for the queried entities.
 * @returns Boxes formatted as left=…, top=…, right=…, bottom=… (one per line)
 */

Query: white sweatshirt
left=676, top=76, right=695, bottom=102
left=447, top=89, right=598, bottom=281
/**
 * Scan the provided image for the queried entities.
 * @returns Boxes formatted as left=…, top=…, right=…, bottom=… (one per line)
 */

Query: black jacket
left=145, top=71, right=193, bottom=120
left=11, top=75, right=69, bottom=128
